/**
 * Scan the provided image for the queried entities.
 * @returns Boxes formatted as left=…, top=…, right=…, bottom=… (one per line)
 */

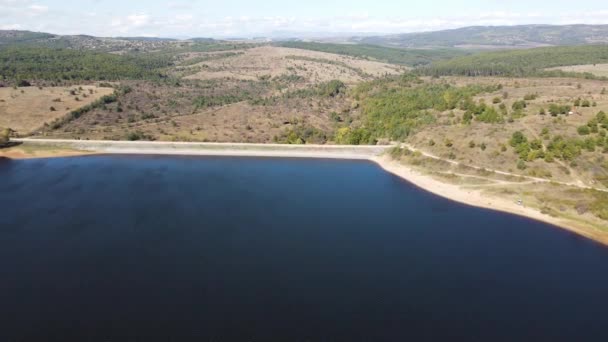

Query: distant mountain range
left=3, top=24, right=608, bottom=52
left=0, top=30, right=216, bottom=53
left=349, top=25, right=608, bottom=49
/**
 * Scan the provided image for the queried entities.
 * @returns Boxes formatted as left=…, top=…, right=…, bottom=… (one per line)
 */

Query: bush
left=320, top=80, right=346, bottom=97
left=517, top=159, right=527, bottom=170
left=578, top=126, right=591, bottom=135
left=330, top=111, right=341, bottom=122
left=512, top=100, right=527, bottom=111
left=477, top=106, right=504, bottom=123
left=334, top=127, right=373, bottom=145
left=0, top=127, right=9, bottom=145
left=510, top=131, right=527, bottom=147
left=548, top=103, right=570, bottom=116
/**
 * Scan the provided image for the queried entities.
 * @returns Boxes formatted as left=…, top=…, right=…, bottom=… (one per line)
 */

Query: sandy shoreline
left=372, top=156, right=608, bottom=246
left=3, top=139, right=607, bottom=246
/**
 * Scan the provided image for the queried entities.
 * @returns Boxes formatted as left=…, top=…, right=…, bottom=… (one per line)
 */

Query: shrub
left=578, top=126, right=591, bottom=135
left=330, top=111, right=341, bottom=122
left=548, top=103, right=570, bottom=116
left=510, top=131, right=527, bottom=147
left=320, top=80, right=346, bottom=97
left=517, top=159, right=527, bottom=170
left=512, top=100, right=527, bottom=111
left=0, top=127, right=9, bottom=145
left=477, top=106, right=503, bottom=123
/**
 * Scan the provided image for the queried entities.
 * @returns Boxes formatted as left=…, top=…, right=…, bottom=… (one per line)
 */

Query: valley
left=1, top=25, right=608, bottom=243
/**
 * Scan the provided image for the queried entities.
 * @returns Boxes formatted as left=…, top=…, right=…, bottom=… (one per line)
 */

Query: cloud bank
left=1, top=0, right=607, bottom=38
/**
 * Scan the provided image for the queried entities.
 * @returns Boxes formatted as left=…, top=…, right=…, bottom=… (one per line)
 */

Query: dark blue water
left=1, top=155, right=608, bottom=342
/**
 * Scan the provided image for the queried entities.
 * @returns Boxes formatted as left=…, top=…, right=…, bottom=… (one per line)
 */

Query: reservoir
left=1, top=155, right=607, bottom=341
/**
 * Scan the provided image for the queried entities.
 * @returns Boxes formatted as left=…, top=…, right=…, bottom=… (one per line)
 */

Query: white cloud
left=126, top=13, right=150, bottom=27
left=28, top=4, right=48, bottom=14
left=1, top=3, right=608, bottom=38
left=0, top=23, right=22, bottom=30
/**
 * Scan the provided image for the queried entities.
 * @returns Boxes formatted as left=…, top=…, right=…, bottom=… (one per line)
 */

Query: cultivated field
left=182, top=46, right=405, bottom=84
left=0, top=85, right=114, bottom=134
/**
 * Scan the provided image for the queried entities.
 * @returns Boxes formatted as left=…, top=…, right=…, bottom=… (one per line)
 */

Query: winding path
left=401, top=142, right=608, bottom=193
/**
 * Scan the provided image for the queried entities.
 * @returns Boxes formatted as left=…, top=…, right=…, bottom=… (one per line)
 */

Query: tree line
left=276, top=41, right=468, bottom=67
left=418, top=45, right=608, bottom=78
left=0, top=47, right=173, bottom=83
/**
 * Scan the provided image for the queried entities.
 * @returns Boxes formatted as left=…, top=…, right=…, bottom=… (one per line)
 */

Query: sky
left=1, top=0, right=608, bottom=38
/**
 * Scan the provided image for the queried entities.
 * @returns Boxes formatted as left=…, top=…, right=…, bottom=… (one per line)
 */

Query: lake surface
left=1, top=155, right=608, bottom=341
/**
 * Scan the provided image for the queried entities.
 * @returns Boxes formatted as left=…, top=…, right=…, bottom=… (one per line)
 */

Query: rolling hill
left=418, top=45, right=608, bottom=77
left=352, top=25, right=608, bottom=49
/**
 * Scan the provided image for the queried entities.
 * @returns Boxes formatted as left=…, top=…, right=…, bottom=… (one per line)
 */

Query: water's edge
left=7, top=139, right=607, bottom=247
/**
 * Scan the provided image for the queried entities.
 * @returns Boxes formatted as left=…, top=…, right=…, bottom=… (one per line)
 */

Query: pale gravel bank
left=11, top=138, right=387, bottom=160
left=5, top=138, right=607, bottom=246
left=372, top=156, right=608, bottom=246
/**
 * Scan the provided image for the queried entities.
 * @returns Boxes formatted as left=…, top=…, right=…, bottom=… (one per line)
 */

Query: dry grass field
left=182, top=46, right=405, bottom=85
left=407, top=77, right=608, bottom=188
left=42, top=85, right=351, bottom=143
left=547, top=64, right=608, bottom=77
left=0, top=85, right=114, bottom=134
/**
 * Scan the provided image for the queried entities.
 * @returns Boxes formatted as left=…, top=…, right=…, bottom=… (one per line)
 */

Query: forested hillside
left=419, top=45, right=608, bottom=77
left=0, top=31, right=55, bottom=45
left=354, top=25, right=608, bottom=48
left=0, top=47, right=173, bottom=82
left=276, top=41, right=468, bottom=67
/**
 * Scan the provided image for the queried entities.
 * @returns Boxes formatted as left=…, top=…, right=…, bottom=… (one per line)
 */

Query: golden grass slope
left=184, top=46, right=406, bottom=84
left=0, top=85, right=114, bottom=135
left=546, top=64, right=608, bottom=77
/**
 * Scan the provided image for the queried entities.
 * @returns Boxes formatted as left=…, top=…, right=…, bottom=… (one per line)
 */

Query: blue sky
left=1, top=0, right=607, bottom=37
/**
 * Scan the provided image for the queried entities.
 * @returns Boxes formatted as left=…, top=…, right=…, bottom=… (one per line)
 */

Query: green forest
left=0, top=47, right=172, bottom=82
left=276, top=41, right=468, bottom=67
left=419, top=45, right=608, bottom=77
left=335, top=76, right=501, bottom=143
